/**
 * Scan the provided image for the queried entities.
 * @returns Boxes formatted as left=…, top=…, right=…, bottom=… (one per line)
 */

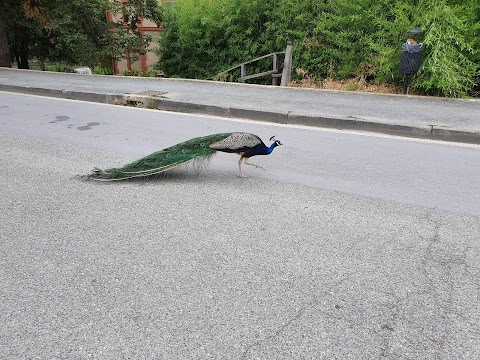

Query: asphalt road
left=1, top=92, right=479, bottom=359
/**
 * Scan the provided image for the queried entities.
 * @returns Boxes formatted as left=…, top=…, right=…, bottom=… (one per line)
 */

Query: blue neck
left=249, top=142, right=278, bottom=156
left=267, top=143, right=278, bottom=154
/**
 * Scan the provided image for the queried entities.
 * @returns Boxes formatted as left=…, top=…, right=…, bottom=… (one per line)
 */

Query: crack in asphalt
left=415, top=209, right=477, bottom=358
left=373, top=209, right=480, bottom=359
left=240, top=272, right=356, bottom=359
left=377, top=293, right=402, bottom=358
left=240, top=209, right=479, bottom=359
left=418, top=211, right=453, bottom=357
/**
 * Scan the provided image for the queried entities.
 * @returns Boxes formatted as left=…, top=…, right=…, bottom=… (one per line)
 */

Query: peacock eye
left=200, top=142, right=206, bottom=147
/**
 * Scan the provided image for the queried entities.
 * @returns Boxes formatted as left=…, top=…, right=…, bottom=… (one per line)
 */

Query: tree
left=0, top=17, right=10, bottom=67
left=1, top=0, right=164, bottom=70
left=2, top=0, right=35, bottom=68
left=1, top=0, right=112, bottom=69
left=0, top=0, right=11, bottom=67
left=108, top=0, right=164, bottom=64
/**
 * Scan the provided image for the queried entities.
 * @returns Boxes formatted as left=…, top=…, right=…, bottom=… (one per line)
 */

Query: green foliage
left=92, top=65, right=113, bottom=75
left=2, top=0, right=41, bottom=68
left=413, top=0, right=480, bottom=97
left=158, top=0, right=318, bottom=80
left=158, top=0, right=479, bottom=97
left=313, top=0, right=413, bottom=81
left=1, top=0, right=164, bottom=69
left=158, top=0, right=231, bottom=79
left=108, top=0, right=164, bottom=63
left=44, top=0, right=112, bottom=67
left=2, top=0, right=112, bottom=68
left=45, top=64, right=75, bottom=73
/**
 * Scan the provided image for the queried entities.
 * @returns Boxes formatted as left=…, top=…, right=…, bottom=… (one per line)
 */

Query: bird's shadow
left=75, top=168, right=234, bottom=185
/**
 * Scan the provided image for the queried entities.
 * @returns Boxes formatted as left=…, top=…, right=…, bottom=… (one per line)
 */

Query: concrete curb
left=142, top=96, right=480, bottom=145
left=2, top=84, right=480, bottom=145
left=0, top=84, right=123, bottom=104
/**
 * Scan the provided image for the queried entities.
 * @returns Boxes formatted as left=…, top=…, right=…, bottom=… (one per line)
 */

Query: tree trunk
left=0, top=11, right=11, bottom=67
left=17, top=49, right=29, bottom=69
left=15, top=31, right=30, bottom=69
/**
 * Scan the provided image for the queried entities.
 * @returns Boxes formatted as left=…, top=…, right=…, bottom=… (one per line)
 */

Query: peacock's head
left=269, top=136, right=283, bottom=147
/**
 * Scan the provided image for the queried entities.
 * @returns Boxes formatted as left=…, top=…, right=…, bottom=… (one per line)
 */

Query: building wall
left=108, top=0, right=174, bottom=75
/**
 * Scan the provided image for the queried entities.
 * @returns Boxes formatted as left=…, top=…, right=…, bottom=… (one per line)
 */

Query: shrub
left=157, top=0, right=480, bottom=97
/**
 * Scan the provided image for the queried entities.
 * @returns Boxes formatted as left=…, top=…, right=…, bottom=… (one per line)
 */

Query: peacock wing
left=209, top=133, right=262, bottom=151
left=118, top=133, right=232, bottom=171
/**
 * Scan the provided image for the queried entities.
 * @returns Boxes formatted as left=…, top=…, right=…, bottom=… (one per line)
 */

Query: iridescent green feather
left=87, top=133, right=235, bottom=181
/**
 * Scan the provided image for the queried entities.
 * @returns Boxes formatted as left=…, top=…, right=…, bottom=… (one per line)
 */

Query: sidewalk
left=1, top=67, right=479, bottom=144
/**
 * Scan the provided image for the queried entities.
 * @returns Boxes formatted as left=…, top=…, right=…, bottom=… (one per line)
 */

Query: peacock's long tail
left=86, top=133, right=235, bottom=181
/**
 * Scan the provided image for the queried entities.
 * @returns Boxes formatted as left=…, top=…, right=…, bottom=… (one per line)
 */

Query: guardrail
left=210, top=42, right=292, bottom=86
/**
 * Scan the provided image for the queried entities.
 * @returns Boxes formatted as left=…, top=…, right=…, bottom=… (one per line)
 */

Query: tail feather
left=85, top=133, right=233, bottom=181
left=88, top=160, right=194, bottom=181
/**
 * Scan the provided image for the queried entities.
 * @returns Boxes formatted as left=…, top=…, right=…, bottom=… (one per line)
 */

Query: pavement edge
left=2, top=84, right=479, bottom=145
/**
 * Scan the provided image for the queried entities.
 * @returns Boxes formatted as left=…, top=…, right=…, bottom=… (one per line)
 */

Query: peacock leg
left=238, top=156, right=245, bottom=178
left=244, top=158, right=265, bottom=170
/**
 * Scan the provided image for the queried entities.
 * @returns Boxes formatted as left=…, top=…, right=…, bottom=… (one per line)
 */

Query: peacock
left=86, top=132, right=283, bottom=181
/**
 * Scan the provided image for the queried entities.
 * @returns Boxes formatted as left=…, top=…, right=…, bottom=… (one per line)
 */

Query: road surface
left=1, top=92, right=479, bottom=359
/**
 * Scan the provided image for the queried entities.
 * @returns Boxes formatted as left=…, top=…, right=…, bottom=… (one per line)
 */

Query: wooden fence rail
left=209, top=42, right=292, bottom=86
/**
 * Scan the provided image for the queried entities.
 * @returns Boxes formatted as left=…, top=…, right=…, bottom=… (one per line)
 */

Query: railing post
left=280, top=41, right=292, bottom=87
left=272, top=53, right=278, bottom=86
left=240, top=64, right=246, bottom=83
